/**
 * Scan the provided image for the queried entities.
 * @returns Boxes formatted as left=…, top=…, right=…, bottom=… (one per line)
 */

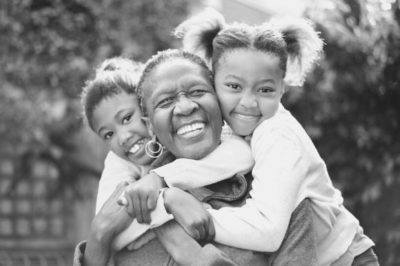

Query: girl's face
left=214, top=49, right=285, bottom=136
left=92, top=91, right=154, bottom=166
left=142, top=58, right=223, bottom=160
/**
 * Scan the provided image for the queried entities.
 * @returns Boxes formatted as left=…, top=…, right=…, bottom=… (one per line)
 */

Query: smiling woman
left=140, top=57, right=223, bottom=160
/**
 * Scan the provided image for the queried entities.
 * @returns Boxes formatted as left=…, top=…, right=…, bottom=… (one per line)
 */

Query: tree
left=0, top=0, right=189, bottom=195
left=284, top=0, right=400, bottom=264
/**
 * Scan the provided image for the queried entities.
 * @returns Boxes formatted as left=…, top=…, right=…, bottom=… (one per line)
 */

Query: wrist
left=90, top=219, right=115, bottom=246
left=163, top=187, right=179, bottom=214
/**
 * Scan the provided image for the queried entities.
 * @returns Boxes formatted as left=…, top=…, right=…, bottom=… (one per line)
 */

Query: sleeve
left=207, top=127, right=305, bottom=252
left=151, top=135, right=254, bottom=189
left=112, top=190, right=174, bottom=251
left=96, top=152, right=141, bottom=214
left=73, top=241, right=87, bottom=266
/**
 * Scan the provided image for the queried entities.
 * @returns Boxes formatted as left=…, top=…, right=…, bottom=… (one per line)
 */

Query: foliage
left=0, top=0, right=189, bottom=194
left=284, top=0, right=400, bottom=264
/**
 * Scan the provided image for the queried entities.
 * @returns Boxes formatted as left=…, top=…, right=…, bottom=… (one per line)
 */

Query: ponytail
left=174, top=8, right=225, bottom=63
left=270, top=17, right=323, bottom=86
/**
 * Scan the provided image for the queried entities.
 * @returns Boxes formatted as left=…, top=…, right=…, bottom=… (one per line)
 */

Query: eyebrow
left=225, top=74, right=245, bottom=82
left=225, top=74, right=275, bottom=85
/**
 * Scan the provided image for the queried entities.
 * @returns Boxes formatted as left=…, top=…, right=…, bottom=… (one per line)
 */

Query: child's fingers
left=117, top=194, right=128, bottom=207
left=132, top=192, right=143, bottom=223
left=206, top=216, right=215, bottom=242
left=147, top=192, right=157, bottom=211
left=140, top=194, right=151, bottom=224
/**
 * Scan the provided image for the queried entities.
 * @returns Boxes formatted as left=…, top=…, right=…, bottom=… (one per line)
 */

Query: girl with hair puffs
left=169, top=8, right=378, bottom=265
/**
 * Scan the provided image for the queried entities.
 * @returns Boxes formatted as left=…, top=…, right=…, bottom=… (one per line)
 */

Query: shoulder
left=101, top=151, right=141, bottom=182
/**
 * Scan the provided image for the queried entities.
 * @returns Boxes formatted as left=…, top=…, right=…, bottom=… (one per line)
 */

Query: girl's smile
left=215, top=49, right=285, bottom=136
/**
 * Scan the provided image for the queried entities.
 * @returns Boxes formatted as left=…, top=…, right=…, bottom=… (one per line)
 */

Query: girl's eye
left=157, top=96, right=175, bottom=109
left=226, top=83, right=241, bottom=91
left=258, top=87, right=275, bottom=94
left=122, top=114, right=132, bottom=124
left=104, top=131, right=113, bottom=140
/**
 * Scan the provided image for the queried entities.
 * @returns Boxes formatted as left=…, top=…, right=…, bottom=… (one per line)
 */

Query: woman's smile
left=176, top=121, right=206, bottom=139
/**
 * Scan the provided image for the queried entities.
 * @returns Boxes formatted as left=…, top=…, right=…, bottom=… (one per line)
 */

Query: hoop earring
left=145, top=137, right=163, bottom=158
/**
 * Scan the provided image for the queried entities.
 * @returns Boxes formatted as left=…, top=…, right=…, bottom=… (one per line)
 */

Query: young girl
left=172, top=8, right=378, bottom=265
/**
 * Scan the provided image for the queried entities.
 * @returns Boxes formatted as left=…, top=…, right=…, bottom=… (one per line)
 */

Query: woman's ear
left=141, top=116, right=155, bottom=137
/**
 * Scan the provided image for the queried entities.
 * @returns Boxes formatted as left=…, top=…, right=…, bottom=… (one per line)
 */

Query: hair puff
left=174, top=8, right=225, bottom=63
left=269, top=17, right=324, bottom=86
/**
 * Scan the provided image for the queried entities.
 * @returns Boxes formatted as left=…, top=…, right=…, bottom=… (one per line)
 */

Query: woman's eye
left=157, top=97, right=175, bottom=108
left=226, top=83, right=241, bottom=91
left=104, top=131, right=113, bottom=140
left=122, top=114, right=132, bottom=124
left=188, top=89, right=207, bottom=97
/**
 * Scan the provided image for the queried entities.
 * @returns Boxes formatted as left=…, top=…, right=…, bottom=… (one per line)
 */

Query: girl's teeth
left=177, top=123, right=205, bottom=136
left=129, top=144, right=140, bottom=154
left=129, top=139, right=144, bottom=154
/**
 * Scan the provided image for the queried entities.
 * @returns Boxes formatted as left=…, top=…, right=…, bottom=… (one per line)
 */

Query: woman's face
left=92, top=91, right=154, bottom=166
left=142, top=58, right=223, bottom=159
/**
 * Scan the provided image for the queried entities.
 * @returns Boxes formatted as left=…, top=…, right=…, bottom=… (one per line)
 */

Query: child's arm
left=152, top=134, right=254, bottom=189
left=121, top=135, right=253, bottom=224
left=204, top=126, right=305, bottom=252
left=96, top=151, right=141, bottom=214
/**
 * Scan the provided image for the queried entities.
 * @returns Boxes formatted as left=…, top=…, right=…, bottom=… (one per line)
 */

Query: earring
left=145, top=136, right=163, bottom=158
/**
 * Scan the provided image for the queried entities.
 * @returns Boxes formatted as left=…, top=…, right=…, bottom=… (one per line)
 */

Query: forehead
left=143, top=58, right=211, bottom=97
left=218, top=49, right=282, bottom=77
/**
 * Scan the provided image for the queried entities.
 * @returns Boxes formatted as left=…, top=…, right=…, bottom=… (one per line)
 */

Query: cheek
left=151, top=111, right=171, bottom=140
left=259, top=99, right=280, bottom=117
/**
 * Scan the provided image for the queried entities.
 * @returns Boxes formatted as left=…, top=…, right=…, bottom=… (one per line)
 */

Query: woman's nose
left=173, top=96, right=198, bottom=116
left=239, top=91, right=258, bottom=109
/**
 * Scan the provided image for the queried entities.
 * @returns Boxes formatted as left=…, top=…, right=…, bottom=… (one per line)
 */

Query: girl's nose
left=118, top=129, right=132, bottom=147
left=173, top=96, right=198, bottom=116
left=239, top=91, right=258, bottom=109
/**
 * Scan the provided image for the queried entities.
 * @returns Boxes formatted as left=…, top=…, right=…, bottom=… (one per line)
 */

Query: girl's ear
left=141, top=116, right=155, bottom=137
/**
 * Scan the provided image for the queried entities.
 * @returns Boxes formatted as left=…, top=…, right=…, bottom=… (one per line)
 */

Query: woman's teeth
left=177, top=122, right=205, bottom=137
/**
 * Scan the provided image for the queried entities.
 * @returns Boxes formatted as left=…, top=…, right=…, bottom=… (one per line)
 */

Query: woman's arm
left=155, top=221, right=237, bottom=266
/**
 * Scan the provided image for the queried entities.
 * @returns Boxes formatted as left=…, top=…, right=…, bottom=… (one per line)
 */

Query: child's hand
left=90, top=181, right=133, bottom=245
left=119, top=172, right=166, bottom=224
left=164, top=187, right=215, bottom=242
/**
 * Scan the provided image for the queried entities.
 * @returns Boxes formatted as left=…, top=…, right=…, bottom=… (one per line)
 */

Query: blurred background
left=0, top=0, right=399, bottom=265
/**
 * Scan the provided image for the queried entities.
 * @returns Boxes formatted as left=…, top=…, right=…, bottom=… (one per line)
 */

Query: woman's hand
left=164, top=187, right=215, bottom=242
left=119, top=172, right=166, bottom=224
left=155, top=221, right=203, bottom=265
left=84, top=181, right=133, bottom=266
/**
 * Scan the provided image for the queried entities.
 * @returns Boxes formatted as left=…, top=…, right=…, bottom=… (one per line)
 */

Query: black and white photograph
left=0, top=0, right=399, bottom=265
